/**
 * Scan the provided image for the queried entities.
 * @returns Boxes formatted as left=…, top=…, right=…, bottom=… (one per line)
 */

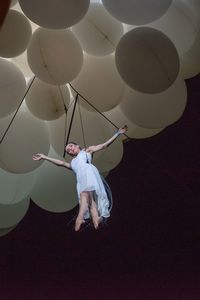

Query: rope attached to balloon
left=0, top=75, right=36, bottom=145
left=0, top=77, right=130, bottom=153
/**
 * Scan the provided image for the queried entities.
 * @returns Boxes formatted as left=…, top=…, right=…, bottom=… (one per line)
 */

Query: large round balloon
left=12, top=51, right=34, bottom=77
left=0, top=226, right=16, bottom=237
left=30, top=147, right=78, bottom=213
left=27, top=28, right=83, bottom=85
left=115, top=27, right=180, bottom=94
left=93, top=135, right=123, bottom=173
left=105, top=105, right=164, bottom=139
left=0, top=10, right=32, bottom=58
left=0, top=110, right=50, bottom=173
left=71, top=54, right=125, bottom=112
left=0, top=167, right=36, bottom=204
left=10, top=0, right=18, bottom=7
left=102, top=0, right=172, bottom=25
left=180, top=34, right=200, bottom=79
left=148, top=0, right=200, bottom=57
left=0, top=58, right=26, bottom=118
left=25, top=78, right=71, bottom=120
left=120, top=77, right=187, bottom=129
left=19, top=0, right=90, bottom=29
left=72, top=3, right=124, bottom=56
left=0, top=197, right=30, bottom=228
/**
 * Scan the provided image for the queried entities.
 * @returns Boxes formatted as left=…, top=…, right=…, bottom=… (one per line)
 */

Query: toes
left=75, top=219, right=85, bottom=231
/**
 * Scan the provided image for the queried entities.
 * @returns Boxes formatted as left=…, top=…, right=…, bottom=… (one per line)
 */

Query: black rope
left=77, top=98, right=86, bottom=148
left=63, top=93, right=79, bottom=157
left=0, top=75, right=36, bottom=145
left=69, top=83, right=130, bottom=140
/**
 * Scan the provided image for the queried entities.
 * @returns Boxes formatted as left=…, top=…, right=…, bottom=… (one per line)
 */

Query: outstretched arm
left=86, top=125, right=128, bottom=154
left=32, top=153, right=72, bottom=170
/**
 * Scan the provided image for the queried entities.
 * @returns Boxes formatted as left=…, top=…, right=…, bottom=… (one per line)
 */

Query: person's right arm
left=32, top=153, right=71, bottom=170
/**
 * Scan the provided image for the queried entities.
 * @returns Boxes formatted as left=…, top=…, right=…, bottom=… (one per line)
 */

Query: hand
left=117, top=125, right=128, bottom=135
left=32, top=153, right=45, bottom=161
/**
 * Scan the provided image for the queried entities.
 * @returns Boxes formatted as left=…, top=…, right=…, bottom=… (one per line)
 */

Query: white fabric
left=71, top=150, right=110, bottom=219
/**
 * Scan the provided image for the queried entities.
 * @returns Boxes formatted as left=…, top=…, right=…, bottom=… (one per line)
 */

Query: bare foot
left=92, top=216, right=102, bottom=230
left=75, top=218, right=85, bottom=231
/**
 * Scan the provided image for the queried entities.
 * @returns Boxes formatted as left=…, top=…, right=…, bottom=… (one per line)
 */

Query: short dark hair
left=66, top=141, right=78, bottom=146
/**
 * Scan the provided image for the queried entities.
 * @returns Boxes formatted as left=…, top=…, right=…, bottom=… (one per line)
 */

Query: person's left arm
left=86, top=125, right=128, bottom=154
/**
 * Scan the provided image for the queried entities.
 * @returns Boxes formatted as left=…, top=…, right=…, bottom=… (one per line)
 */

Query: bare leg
left=89, top=192, right=102, bottom=229
left=75, top=192, right=89, bottom=231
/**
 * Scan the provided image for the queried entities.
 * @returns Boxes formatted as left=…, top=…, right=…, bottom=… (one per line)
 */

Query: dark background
left=1, top=74, right=200, bottom=299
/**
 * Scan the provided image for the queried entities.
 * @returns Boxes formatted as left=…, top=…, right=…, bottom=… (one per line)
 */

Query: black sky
left=1, top=75, right=200, bottom=299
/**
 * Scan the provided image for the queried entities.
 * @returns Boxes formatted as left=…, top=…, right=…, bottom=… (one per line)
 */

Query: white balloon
left=0, top=111, right=50, bottom=173
left=93, top=136, right=123, bottom=173
left=0, top=226, right=16, bottom=237
left=12, top=52, right=34, bottom=77
left=25, top=78, right=71, bottom=120
left=148, top=0, right=200, bottom=57
left=0, top=168, right=36, bottom=204
left=19, top=0, right=90, bottom=29
left=31, top=147, right=78, bottom=213
left=120, top=77, right=187, bottom=129
left=105, top=105, right=164, bottom=139
left=10, top=0, right=18, bottom=7
left=0, top=10, right=32, bottom=58
left=0, top=197, right=30, bottom=228
left=180, top=33, right=200, bottom=79
left=71, top=54, right=125, bottom=111
left=72, top=3, right=124, bottom=56
left=27, top=28, right=83, bottom=85
left=115, top=27, right=180, bottom=94
left=0, top=58, right=26, bottom=118
left=102, top=0, right=172, bottom=25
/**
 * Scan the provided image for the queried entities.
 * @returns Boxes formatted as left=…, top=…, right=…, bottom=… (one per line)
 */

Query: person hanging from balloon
left=32, top=125, right=128, bottom=231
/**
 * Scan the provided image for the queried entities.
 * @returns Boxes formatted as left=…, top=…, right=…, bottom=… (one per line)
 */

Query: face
left=65, top=143, right=80, bottom=156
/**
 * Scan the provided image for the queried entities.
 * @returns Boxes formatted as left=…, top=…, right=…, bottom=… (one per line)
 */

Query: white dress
left=71, top=149, right=111, bottom=220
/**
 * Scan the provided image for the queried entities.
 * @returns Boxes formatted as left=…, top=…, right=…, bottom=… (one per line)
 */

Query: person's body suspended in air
left=32, top=125, right=128, bottom=231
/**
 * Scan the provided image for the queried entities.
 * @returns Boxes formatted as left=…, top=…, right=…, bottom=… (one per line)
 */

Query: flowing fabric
left=71, top=150, right=111, bottom=219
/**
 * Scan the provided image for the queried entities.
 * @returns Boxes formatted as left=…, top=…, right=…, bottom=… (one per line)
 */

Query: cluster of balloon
left=0, top=0, right=199, bottom=237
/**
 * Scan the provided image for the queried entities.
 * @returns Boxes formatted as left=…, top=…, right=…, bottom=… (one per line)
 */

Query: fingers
left=32, top=153, right=42, bottom=160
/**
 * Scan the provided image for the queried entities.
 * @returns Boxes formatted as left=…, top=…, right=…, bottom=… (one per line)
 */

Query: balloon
left=0, top=226, right=16, bottom=237
left=93, top=136, right=123, bottom=173
left=115, top=27, right=180, bottom=94
left=0, top=197, right=30, bottom=228
left=0, top=9, right=32, bottom=58
left=72, top=2, right=124, bottom=56
left=30, top=147, right=78, bottom=213
left=25, top=78, right=70, bottom=120
left=27, top=28, right=83, bottom=85
left=12, top=51, right=34, bottom=77
left=120, top=77, right=187, bottom=129
left=180, top=33, right=200, bottom=79
left=0, top=110, right=50, bottom=173
left=0, top=168, right=36, bottom=204
left=102, top=0, right=172, bottom=25
left=0, top=58, right=26, bottom=118
left=148, top=0, right=200, bottom=57
left=10, top=0, right=18, bottom=7
left=19, top=0, right=90, bottom=29
left=71, top=54, right=125, bottom=112
left=105, top=105, right=164, bottom=139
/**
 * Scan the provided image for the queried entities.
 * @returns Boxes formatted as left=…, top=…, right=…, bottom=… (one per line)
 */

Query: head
left=65, top=142, right=81, bottom=157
